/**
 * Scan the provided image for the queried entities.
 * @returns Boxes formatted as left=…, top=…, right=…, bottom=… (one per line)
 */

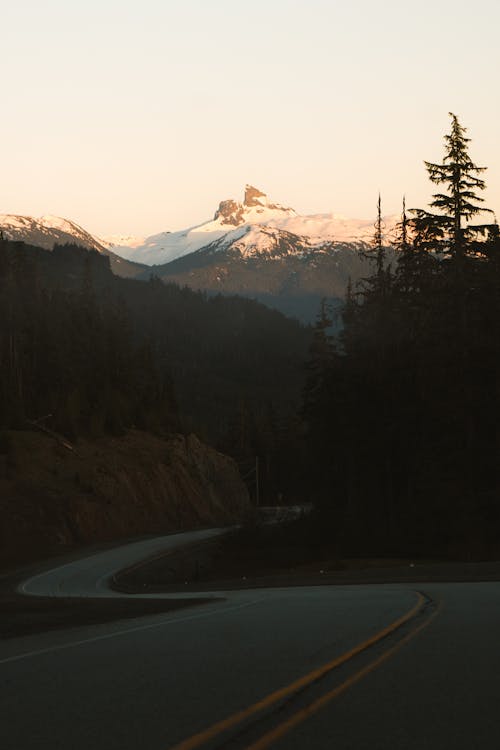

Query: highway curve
left=1, top=533, right=500, bottom=749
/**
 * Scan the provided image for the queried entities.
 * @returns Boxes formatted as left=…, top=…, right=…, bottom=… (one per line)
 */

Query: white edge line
left=17, top=528, right=229, bottom=597
left=0, top=597, right=265, bottom=666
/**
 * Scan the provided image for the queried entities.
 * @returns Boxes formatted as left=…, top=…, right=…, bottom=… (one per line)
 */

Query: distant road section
left=18, top=527, right=228, bottom=599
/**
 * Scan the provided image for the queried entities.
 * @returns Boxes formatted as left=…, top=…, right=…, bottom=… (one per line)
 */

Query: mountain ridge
left=122, top=186, right=397, bottom=321
left=0, top=213, right=146, bottom=279
left=106, top=185, right=398, bottom=268
left=0, top=188, right=398, bottom=320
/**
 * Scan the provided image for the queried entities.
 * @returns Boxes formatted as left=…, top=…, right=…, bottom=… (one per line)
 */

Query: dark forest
left=303, top=114, right=500, bottom=558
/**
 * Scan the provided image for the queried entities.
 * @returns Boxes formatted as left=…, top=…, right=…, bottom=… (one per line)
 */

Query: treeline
left=0, top=242, right=179, bottom=438
left=304, top=114, right=500, bottom=558
left=0, top=240, right=310, bottom=501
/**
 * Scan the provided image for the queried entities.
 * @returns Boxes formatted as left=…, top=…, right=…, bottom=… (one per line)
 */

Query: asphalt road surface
left=18, top=528, right=230, bottom=599
left=2, top=533, right=500, bottom=749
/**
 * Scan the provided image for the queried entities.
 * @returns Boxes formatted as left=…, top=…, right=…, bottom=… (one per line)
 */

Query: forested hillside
left=0, top=239, right=311, bottom=504
left=303, top=114, right=500, bottom=559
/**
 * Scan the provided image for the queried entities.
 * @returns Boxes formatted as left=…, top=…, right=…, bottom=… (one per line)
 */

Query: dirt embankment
left=0, top=429, right=251, bottom=568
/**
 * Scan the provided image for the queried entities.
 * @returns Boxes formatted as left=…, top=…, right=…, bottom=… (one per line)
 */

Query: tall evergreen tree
left=411, top=113, right=494, bottom=263
left=302, top=298, right=335, bottom=418
left=373, top=192, right=385, bottom=278
left=362, top=194, right=388, bottom=282
left=394, top=196, right=437, bottom=301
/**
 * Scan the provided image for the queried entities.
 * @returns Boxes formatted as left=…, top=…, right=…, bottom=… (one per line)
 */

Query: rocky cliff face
left=0, top=429, right=251, bottom=567
left=243, top=184, right=285, bottom=211
left=214, top=199, right=245, bottom=226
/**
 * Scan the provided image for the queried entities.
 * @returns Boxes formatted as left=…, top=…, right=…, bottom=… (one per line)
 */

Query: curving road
left=17, top=528, right=229, bottom=600
left=2, top=533, right=500, bottom=749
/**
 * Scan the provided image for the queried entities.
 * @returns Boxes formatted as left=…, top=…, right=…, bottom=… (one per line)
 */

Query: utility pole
left=255, top=455, right=260, bottom=507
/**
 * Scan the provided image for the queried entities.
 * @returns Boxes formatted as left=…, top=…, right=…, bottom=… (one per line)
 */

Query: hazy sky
left=2, top=0, right=499, bottom=236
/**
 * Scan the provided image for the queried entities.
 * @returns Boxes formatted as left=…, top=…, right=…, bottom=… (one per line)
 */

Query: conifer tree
left=362, top=194, right=387, bottom=281
left=394, top=196, right=411, bottom=292
left=340, top=277, right=359, bottom=355
left=373, top=192, right=385, bottom=279
left=303, top=298, right=335, bottom=416
left=395, top=196, right=437, bottom=300
left=411, top=113, right=494, bottom=263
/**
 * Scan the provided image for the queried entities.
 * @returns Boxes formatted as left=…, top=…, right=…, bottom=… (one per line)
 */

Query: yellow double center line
left=171, top=591, right=438, bottom=750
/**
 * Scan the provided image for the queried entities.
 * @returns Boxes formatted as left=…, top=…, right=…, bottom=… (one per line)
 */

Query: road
left=2, top=534, right=500, bottom=749
left=18, top=528, right=229, bottom=599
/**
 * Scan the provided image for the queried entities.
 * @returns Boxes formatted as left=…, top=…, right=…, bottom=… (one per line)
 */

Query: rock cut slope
left=0, top=429, right=250, bottom=568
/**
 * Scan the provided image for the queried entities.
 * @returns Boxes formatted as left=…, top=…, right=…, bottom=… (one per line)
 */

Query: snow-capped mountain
left=0, top=214, right=107, bottom=253
left=108, top=185, right=398, bottom=267
left=0, top=188, right=398, bottom=321
left=110, top=185, right=398, bottom=322
left=0, top=214, right=145, bottom=278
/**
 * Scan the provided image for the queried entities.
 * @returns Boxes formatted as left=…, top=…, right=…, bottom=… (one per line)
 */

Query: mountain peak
left=0, top=212, right=106, bottom=254
left=244, top=185, right=268, bottom=207
left=213, top=186, right=296, bottom=227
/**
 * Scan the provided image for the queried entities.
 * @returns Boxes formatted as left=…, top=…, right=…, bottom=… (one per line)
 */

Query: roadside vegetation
left=303, top=114, right=500, bottom=560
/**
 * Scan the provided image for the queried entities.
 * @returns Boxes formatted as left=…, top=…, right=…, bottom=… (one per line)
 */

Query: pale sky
left=2, top=0, right=499, bottom=236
